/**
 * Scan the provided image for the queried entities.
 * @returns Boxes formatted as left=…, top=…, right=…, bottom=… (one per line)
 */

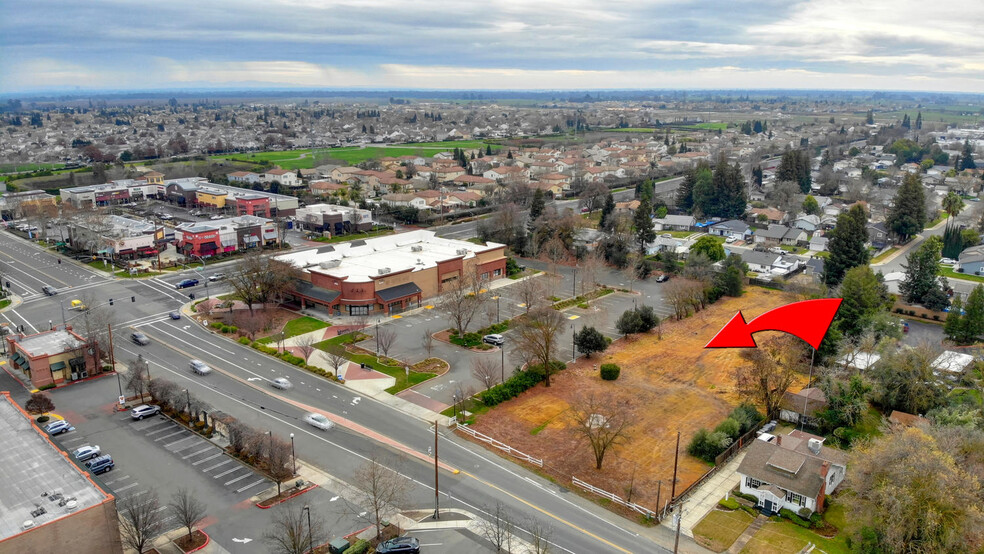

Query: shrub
left=719, top=497, right=740, bottom=510
left=714, top=418, right=741, bottom=440
left=729, top=403, right=763, bottom=434
left=238, top=337, right=251, bottom=345
left=478, top=361, right=564, bottom=406
left=210, top=322, right=223, bottom=329
left=895, top=308, right=903, bottom=314
left=933, top=315, right=940, bottom=321
left=38, top=383, right=56, bottom=391
left=600, top=363, right=621, bottom=380
left=344, top=539, right=371, bottom=554
left=228, top=326, right=238, bottom=333
left=578, top=302, right=589, bottom=309
left=687, top=428, right=733, bottom=462
left=780, top=508, right=812, bottom=528
left=733, top=491, right=759, bottom=504
left=36, top=415, right=50, bottom=423
left=908, top=310, right=915, bottom=316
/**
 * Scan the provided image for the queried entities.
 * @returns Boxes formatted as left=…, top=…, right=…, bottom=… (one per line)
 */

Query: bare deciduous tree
left=422, top=329, right=435, bottom=358
left=438, top=271, right=489, bottom=334
left=295, top=334, right=316, bottom=364
left=324, top=344, right=348, bottom=377
left=148, top=378, right=180, bottom=410
left=233, top=309, right=267, bottom=339
left=472, top=356, right=501, bottom=391
left=512, top=307, right=566, bottom=386
left=568, top=392, right=632, bottom=470
left=577, top=253, right=603, bottom=296
left=663, top=278, right=703, bottom=320
left=118, top=488, right=166, bottom=553
left=351, top=454, right=412, bottom=540
left=479, top=501, right=515, bottom=553
left=375, top=326, right=397, bottom=358
left=735, top=335, right=806, bottom=418
left=124, top=354, right=150, bottom=401
left=525, top=514, right=553, bottom=554
left=515, top=272, right=545, bottom=314
left=169, top=488, right=207, bottom=543
left=263, top=503, right=327, bottom=554
left=265, top=435, right=296, bottom=496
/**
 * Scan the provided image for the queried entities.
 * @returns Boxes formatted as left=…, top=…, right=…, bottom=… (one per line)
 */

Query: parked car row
left=44, top=419, right=115, bottom=475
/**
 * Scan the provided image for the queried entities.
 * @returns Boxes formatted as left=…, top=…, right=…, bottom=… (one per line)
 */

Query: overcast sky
left=2, top=0, right=983, bottom=93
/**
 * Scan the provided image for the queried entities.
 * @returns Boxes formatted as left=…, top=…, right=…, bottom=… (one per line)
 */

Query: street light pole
left=302, top=505, right=313, bottom=553
left=571, top=324, right=576, bottom=364
left=290, top=432, right=297, bottom=475
left=500, top=345, right=504, bottom=383
left=184, top=389, right=191, bottom=418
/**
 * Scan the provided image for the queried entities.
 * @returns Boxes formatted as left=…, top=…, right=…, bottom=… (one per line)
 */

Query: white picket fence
left=572, top=476, right=657, bottom=519
left=454, top=423, right=543, bottom=467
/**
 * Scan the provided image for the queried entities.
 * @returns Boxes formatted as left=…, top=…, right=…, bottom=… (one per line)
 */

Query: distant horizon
left=3, top=1, right=983, bottom=95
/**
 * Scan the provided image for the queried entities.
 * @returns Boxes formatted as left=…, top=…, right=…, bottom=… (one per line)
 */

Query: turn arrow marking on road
left=232, top=538, right=252, bottom=543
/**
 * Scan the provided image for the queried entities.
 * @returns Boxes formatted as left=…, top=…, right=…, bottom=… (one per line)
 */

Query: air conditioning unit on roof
left=411, top=245, right=423, bottom=252
left=378, top=267, right=391, bottom=275
left=456, top=248, right=468, bottom=255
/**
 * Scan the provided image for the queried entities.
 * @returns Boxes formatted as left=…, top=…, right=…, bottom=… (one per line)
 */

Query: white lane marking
left=192, top=452, right=223, bottom=466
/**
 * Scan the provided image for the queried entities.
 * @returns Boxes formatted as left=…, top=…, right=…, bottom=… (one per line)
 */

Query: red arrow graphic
left=704, top=298, right=842, bottom=349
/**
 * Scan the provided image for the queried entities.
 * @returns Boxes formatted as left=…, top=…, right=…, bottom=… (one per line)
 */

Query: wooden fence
left=571, top=476, right=657, bottom=520
left=453, top=423, right=543, bottom=467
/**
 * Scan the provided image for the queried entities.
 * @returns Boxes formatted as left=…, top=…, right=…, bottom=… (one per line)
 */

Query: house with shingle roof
left=737, top=429, right=847, bottom=515
left=779, top=388, right=828, bottom=426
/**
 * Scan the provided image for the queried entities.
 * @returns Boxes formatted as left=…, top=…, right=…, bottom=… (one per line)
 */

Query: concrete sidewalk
left=661, top=451, right=747, bottom=538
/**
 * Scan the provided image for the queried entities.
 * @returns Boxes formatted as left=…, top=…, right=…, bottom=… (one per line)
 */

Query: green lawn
left=0, top=298, right=10, bottom=310
left=311, top=334, right=433, bottom=393
left=603, top=128, right=658, bottom=133
left=870, top=247, right=899, bottom=264
left=678, top=122, right=729, bottom=130
left=161, top=262, right=204, bottom=272
left=779, top=245, right=807, bottom=255
left=662, top=230, right=696, bottom=238
left=742, top=519, right=850, bottom=554
left=942, top=266, right=984, bottom=283
left=210, top=140, right=500, bottom=170
left=0, top=162, right=66, bottom=174
left=257, top=316, right=328, bottom=343
left=693, top=509, right=754, bottom=552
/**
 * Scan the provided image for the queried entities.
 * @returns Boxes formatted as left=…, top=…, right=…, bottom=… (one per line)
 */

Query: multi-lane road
left=0, top=233, right=687, bottom=553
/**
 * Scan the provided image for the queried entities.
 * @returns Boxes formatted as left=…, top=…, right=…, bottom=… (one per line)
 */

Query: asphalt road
left=0, top=232, right=684, bottom=553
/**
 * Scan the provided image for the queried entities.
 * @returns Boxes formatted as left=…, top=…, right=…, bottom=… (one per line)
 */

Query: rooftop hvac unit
left=456, top=249, right=468, bottom=255
left=807, top=438, right=823, bottom=455
left=378, top=267, right=391, bottom=275
left=411, top=245, right=423, bottom=252
left=319, top=260, right=341, bottom=269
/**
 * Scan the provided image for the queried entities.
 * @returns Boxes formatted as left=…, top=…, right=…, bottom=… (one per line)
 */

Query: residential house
left=792, top=214, right=821, bottom=232
left=867, top=222, right=890, bottom=249
left=779, top=388, right=828, bottom=427
left=646, top=236, right=688, bottom=256
left=709, top=219, right=752, bottom=238
left=809, top=235, right=829, bottom=252
left=956, top=245, right=984, bottom=275
left=804, top=257, right=824, bottom=282
left=781, top=227, right=808, bottom=247
left=748, top=208, right=788, bottom=225
left=227, top=171, right=260, bottom=184
left=538, top=173, right=572, bottom=190
left=331, top=167, right=363, bottom=183
left=615, top=200, right=641, bottom=215
left=737, top=430, right=847, bottom=515
left=380, top=193, right=430, bottom=210
left=483, top=165, right=530, bottom=184
left=529, top=181, right=564, bottom=198
left=653, top=214, right=696, bottom=231
left=263, top=169, right=300, bottom=188
left=755, top=224, right=790, bottom=246
left=738, top=250, right=801, bottom=276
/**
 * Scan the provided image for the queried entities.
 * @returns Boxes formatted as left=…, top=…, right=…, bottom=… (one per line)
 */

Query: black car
left=42, top=285, right=57, bottom=296
left=375, top=537, right=419, bottom=554
left=131, top=332, right=150, bottom=346
left=176, top=278, right=199, bottom=289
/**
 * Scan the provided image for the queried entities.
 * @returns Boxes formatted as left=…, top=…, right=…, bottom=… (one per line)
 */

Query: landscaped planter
left=175, top=530, right=210, bottom=553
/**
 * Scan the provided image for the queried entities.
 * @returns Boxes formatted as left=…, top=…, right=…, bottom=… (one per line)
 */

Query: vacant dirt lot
left=470, top=286, right=804, bottom=514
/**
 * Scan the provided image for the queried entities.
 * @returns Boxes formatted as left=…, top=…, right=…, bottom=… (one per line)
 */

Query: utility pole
left=432, top=420, right=440, bottom=519
left=108, top=323, right=121, bottom=398
left=671, top=430, right=680, bottom=501
left=801, top=347, right=816, bottom=431
left=673, top=508, right=684, bottom=554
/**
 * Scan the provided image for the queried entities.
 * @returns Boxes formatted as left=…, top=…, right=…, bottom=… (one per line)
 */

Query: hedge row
left=478, top=361, right=566, bottom=406
left=687, top=403, right=762, bottom=463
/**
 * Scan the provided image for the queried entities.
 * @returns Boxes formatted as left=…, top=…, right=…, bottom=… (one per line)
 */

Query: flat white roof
left=837, top=350, right=881, bottom=371
left=932, top=350, right=975, bottom=373
left=0, top=394, right=109, bottom=540
left=275, top=229, right=503, bottom=283
left=15, top=330, right=85, bottom=357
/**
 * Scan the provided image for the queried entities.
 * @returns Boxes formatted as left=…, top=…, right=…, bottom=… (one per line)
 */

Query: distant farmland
left=210, top=139, right=502, bottom=169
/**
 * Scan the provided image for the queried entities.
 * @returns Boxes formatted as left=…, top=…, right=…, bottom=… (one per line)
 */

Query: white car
left=209, top=214, right=223, bottom=220
left=304, top=413, right=334, bottom=431
left=190, top=359, right=212, bottom=375
left=72, top=445, right=101, bottom=461
left=768, top=247, right=784, bottom=254
left=271, top=378, right=292, bottom=390
left=725, top=235, right=738, bottom=244
left=940, top=258, right=958, bottom=265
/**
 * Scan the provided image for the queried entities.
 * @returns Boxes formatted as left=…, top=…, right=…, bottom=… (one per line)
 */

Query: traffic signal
left=131, top=296, right=136, bottom=302
left=109, top=298, right=114, bottom=306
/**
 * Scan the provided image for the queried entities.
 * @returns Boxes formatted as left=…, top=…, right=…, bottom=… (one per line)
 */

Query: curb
left=255, top=483, right=318, bottom=509
left=0, top=293, right=23, bottom=312
left=184, top=530, right=211, bottom=553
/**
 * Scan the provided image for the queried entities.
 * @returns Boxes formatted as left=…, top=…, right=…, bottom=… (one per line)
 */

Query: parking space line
left=154, top=430, right=187, bottom=442
left=213, top=467, right=242, bottom=479
left=115, top=482, right=139, bottom=493
left=236, top=479, right=267, bottom=493
left=164, top=435, right=198, bottom=448
left=62, top=437, right=86, bottom=445
left=182, top=447, right=213, bottom=460
left=192, top=452, right=223, bottom=466
left=143, top=424, right=177, bottom=436
left=104, top=475, right=130, bottom=485
left=224, top=473, right=251, bottom=486
left=202, top=459, right=232, bottom=472
left=120, top=490, right=149, bottom=502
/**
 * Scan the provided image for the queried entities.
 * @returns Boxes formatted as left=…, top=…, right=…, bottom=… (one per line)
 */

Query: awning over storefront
left=293, top=281, right=341, bottom=305
left=50, top=361, right=66, bottom=371
left=243, top=235, right=260, bottom=244
left=376, top=282, right=423, bottom=303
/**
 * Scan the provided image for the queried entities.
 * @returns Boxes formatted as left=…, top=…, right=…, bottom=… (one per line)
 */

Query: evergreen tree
left=887, top=172, right=927, bottom=242
left=676, top=166, right=700, bottom=212
left=599, top=192, right=615, bottom=230
left=901, top=114, right=910, bottom=129
left=714, top=253, right=746, bottom=297
left=959, top=285, right=984, bottom=344
left=942, top=222, right=964, bottom=260
left=528, top=188, right=545, bottom=223
left=690, top=165, right=715, bottom=218
left=825, top=204, right=870, bottom=286
left=961, top=140, right=977, bottom=170
left=944, top=295, right=963, bottom=343
left=900, top=236, right=946, bottom=306
left=634, top=198, right=656, bottom=253
left=820, top=149, right=832, bottom=167
left=866, top=109, right=874, bottom=124
left=777, top=150, right=812, bottom=193
left=486, top=144, right=492, bottom=155
left=837, top=266, right=890, bottom=339
left=915, top=111, right=922, bottom=130
left=574, top=326, right=609, bottom=357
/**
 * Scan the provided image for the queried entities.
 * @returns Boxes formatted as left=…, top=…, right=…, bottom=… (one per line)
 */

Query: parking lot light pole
left=183, top=389, right=191, bottom=417
left=571, top=324, right=576, bottom=364
left=500, top=345, right=504, bottom=383
left=290, top=432, right=297, bottom=475
left=302, top=505, right=313, bottom=552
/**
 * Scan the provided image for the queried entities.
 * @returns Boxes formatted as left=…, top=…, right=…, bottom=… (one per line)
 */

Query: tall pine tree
left=825, top=204, right=870, bottom=286
left=599, top=192, right=615, bottom=230
left=887, top=172, right=927, bottom=242
left=634, top=198, right=656, bottom=253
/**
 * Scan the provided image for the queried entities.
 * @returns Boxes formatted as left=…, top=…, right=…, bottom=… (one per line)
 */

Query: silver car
left=72, top=445, right=101, bottom=461
left=304, top=413, right=334, bottom=431
left=271, top=378, right=292, bottom=390
left=190, top=359, right=212, bottom=375
left=130, top=404, right=161, bottom=420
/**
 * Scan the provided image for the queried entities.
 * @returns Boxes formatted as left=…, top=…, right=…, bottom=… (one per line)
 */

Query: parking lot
left=50, top=407, right=271, bottom=530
